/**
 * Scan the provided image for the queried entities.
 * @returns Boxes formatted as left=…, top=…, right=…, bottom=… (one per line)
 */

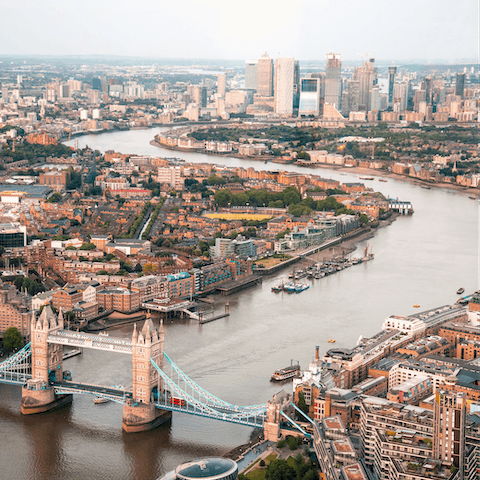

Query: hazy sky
left=1, top=0, right=478, bottom=62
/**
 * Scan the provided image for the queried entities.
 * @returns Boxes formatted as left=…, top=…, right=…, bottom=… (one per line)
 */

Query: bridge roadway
left=0, top=371, right=31, bottom=386
left=53, top=380, right=133, bottom=403
left=47, top=330, right=133, bottom=354
left=153, top=400, right=265, bottom=428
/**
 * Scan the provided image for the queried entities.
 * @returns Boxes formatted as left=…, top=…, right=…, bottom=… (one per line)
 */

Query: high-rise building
left=299, top=78, right=321, bottom=116
left=257, top=53, right=274, bottom=96
left=433, top=390, right=466, bottom=474
left=456, top=73, right=465, bottom=98
left=393, top=81, right=408, bottom=112
left=92, top=78, right=102, bottom=91
left=370, top=85, right=380, bottom=112
left=354, top=58, right=377, bottom=111
left=325, top=53, right=342, bottom=109
left=424, top=76, right=433, bottom=105
left=245, top=60, right=258, bottom=90
left=274, top=57, right=296, bottom=115
left=193, top=86, right=207, bottom=107
left=345, top=80, right=360, bottom=114
left=217, top=74, right=226, bottom=97
left=388, top=65, right=397, bottom=105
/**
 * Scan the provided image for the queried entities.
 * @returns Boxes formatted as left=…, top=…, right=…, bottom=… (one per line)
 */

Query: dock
left=215, top=275, right=262, bottom=295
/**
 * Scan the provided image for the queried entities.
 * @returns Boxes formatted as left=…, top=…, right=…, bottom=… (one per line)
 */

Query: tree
left=79, top=242, right=96, bottom=250
left=265, top=459, right=296, bottom=480
left=47, top=192, right=62, bottom=203
left=3, top=327, right=23, bottom=352
left=134, top=263, right=143, bottom=273
left=359, top=214, right=369, bottom=225
left=214, top=189, right=234, bottom=207
left=298, top=392, right=309, bottom=415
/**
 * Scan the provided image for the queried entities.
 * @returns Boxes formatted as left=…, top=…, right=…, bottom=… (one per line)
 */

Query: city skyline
left=0, top=0, right=478, bottom=62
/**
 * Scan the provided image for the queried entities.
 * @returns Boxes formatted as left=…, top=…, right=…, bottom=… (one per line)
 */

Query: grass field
left=205, top=213, right=272, bottom=221
left=254, top=255, right=291, bottom=268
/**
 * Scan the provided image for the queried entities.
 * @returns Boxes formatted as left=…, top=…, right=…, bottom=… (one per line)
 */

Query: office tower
left=456, top=73, right=465, bottom=98
left=354, top=58, right=377, bottom=111
left=346, top=80, right=360, bottom=113
left=245, top=60, right=258, bottom=90
left=257, top=52, right=274, bottom=96
left=217, top=74, right=226, bottom=97
left=414, top=90, right=426, bottom=112
left=92, top=78, right=102, bottom=91
left=58, top=83, right=71, bottom=99
left=433, top=391, right=466, bottom=475
left=293, top=61, right=300, bottom=109
left=424, top=76, right=433, bottom=105
left=298, top=78, right=321, bottom=116
left=274, top=57, right=296, bottom=115
left=388, top=65, right=397, bottom=105
left=16, top=75, right=22, bottom=85
left=325, top=53, right=341, bottom=109
left=370, top=85, right=380, bottom=112
left=193, top=86, right=207, bottom=107
left=393, top=82, right=408, bottom=111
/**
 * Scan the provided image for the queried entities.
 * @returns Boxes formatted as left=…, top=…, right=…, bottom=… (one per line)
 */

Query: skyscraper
left=433, top=390, right=466, bottom=475
left=354, top=58, right=377, bottom=111
left=217, top=74, right=226, bottom=97
left=257, top=53, right=274, bottom=96
left=325, top=53, right=341, bottom=109
left=274, top=57, right=296, bottom=115
left=298, top=78, right=321, bottom=116
left=388, top=65, right=397, bottom=106
left=456, top=73, right=465, bottom=98
left=245, top=60, right=258, bottom=90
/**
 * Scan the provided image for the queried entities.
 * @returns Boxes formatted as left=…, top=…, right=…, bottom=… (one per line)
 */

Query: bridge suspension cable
left=0, top=342, right=31, bottom=371
left=162, top=352, right=266, bottom=411
left=151, top=358, right=266, bottom=426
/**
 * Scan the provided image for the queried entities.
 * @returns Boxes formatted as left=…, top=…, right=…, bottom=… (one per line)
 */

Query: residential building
left=0, top=280, right=33, bottom=337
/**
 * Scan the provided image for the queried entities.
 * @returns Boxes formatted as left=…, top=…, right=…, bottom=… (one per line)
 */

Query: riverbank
left=150, top=138, right=480, bottom=196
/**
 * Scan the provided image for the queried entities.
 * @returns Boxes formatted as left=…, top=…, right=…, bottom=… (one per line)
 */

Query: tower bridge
left=0, top=305, right=296, bottom=439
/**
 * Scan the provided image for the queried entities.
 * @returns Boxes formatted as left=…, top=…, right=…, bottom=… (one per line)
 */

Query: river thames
left=0, top=127, right=477, bottom=480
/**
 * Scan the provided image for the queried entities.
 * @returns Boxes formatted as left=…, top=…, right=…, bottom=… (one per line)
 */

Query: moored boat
left=295, top=283, right=309, bottom=293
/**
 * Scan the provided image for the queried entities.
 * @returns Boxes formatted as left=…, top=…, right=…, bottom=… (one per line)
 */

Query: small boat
left=271, top=285, right=282, bottom=292
left=379, top=179, right=387, bottom=182
left=328, top=339, right=336, bottom=343
left=294, top=283, right=309, bottom=293
left=469, top=196, right=476, bottom=200
left=457, top=287, right=465, bottom=295
left=94, top=397, right=111, bottom=404
left=413, top=305, right=420, bottom=308
left=359, top=176, right=374, bottom=180
left=421, top=185, right=431, bottom=189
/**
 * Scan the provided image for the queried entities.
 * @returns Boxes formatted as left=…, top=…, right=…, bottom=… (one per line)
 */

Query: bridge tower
left=122, top=317, right=171, bottom=432
left=21, top=306, right=73, bottom=414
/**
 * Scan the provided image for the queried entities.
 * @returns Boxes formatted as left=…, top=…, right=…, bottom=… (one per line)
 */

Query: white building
left=157, top=166, right=184, bottom=190
left=382, top=315, right=425, bottom=336
left=274, top=57, right=296, bottom=116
